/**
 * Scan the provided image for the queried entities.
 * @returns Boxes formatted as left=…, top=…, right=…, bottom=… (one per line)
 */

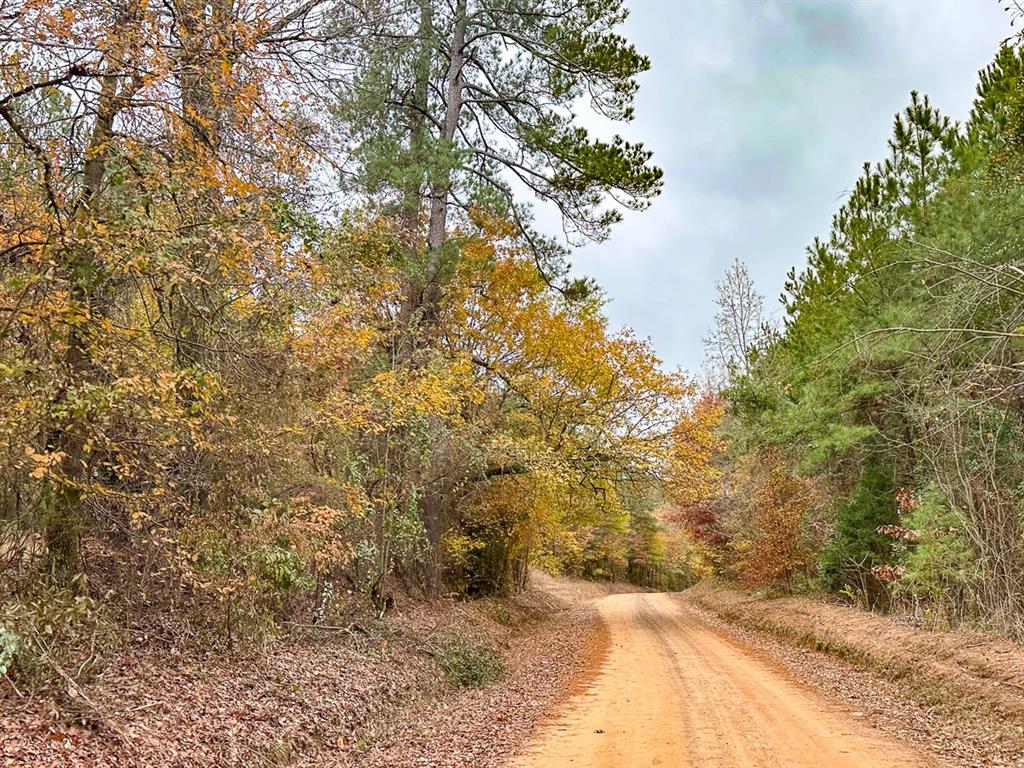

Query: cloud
left=557, top=0, right=1010, bottom=374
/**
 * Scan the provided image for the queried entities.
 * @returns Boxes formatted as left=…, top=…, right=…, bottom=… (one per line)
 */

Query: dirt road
left=512, top=592, right=938, bottom=768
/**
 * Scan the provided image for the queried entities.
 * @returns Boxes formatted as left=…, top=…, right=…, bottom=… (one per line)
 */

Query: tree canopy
left=0, top=0, right=691, bottom=668
left=687, top=45, right=1024, bottom=638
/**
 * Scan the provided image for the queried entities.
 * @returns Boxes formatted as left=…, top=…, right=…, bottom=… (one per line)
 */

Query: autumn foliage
left=732, top=454, right=820, bottom=590
left=667, top=392, right=726, bottom=542
left=0, top=0, right=693, bottom=682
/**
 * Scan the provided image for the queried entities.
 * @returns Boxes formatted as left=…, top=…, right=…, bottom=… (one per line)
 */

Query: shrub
left=183, top=520, right=319, bottom=649
left=0, top=579, right=118, bottom=694
left=737, top=459, right=819, bottom=591
left=889, top=485, right=982, bottom=628
left=431, top=634, right=504, bottom=688
left=820, top=458, right=899, bottom=601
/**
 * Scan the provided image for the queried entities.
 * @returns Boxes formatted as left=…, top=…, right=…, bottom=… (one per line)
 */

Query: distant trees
left=704, top=257, right=766, bottom=382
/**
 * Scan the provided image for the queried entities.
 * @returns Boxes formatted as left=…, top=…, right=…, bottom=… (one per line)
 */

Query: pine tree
left=336, top=0, right=663, bottom=312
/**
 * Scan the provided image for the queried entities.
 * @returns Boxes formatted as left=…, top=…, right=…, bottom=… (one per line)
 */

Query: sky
left=547, top=0, right=1012, bottom=375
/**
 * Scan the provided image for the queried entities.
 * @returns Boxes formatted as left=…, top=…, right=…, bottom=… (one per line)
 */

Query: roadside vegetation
left=0, top=0, right=707, bottom=709
left=431, top=634, right=505, bottom=688
left=681, top=44, right=1024, bottom=640
left=7, top=1, right=1024, bottom=762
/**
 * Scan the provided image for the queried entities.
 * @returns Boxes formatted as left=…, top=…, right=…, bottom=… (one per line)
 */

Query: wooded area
left=686, top=45, right=1024, bottom=640
left=6, top=0, right=1024, bottom=732
left=0, top=0, right=713, bottom=693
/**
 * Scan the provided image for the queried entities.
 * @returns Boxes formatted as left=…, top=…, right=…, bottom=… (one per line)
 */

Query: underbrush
left=0, top=576, right=119, bottom=696
left=430, top=633, right=505, bottom=688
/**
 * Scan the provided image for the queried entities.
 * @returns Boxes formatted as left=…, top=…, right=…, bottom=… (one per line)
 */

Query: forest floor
left=5, top=577, right=1024, bottom=767
left=0, top=574, right=626, bottom=768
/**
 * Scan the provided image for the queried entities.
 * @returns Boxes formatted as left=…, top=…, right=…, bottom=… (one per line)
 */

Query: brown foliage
left=735, top=454, right=820, bottom=590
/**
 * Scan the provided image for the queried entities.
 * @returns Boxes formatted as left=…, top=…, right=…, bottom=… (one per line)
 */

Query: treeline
left=0, top=0, right=699, bottom=681
left=687, top=45, right=1024, bottom=639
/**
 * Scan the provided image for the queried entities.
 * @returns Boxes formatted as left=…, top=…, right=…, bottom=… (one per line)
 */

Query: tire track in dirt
left=510, top=592, right=945, bottom=768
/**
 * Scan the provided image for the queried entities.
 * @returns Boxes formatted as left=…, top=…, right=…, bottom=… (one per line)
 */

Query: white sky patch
left=536, top=0, right=1011, bottom=375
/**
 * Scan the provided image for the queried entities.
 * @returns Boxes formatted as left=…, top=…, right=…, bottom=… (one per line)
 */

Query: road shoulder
left=683, top=582, right=1024, bottom=768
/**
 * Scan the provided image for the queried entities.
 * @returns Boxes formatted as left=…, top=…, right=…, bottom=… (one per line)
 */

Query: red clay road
left=512, top=592, right=937, bottom=768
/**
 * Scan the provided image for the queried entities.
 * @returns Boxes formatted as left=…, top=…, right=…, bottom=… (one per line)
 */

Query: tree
left=704, top=257, right=765, bottom=382
left=0, top=0, right=368, bottom=600
left=337, top=0, right=664, bottom=320
left=716, top=44, right=1024, bottom=638
left=736, top=454, right=818, bottom=590
left=0, top=0, right=682, bottom=666
left=323, top=1, right=665, bottom=593
left=667, top=391, right=724, bottom=526
left=438, top=220, right=689, bottom=592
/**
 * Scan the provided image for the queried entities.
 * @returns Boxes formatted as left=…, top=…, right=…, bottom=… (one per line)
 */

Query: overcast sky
left=552, top=0, right=1012, bottom=375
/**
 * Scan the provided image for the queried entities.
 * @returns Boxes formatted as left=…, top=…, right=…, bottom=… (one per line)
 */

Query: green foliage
left=0, top=580, right=117, bottom=694
left=489, top=604, right=513, bottom=627
left=716, top=44, right=1024, bottom=637
left=819, top=458, right=899, bottom=597
left=894, top=487, right=978, bottom=624
left=432, top=634, right=505, bottom=688
left=249, top=541, right=314, bottom=594
left=338, top=0, right=662, bottom=280
left=185, top=521, right=318, bottom=648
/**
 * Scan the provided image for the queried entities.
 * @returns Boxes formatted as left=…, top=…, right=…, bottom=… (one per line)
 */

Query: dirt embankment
left=685, top=581, right=1024, bottom=766
left=0, top=576, right=608, bottom=768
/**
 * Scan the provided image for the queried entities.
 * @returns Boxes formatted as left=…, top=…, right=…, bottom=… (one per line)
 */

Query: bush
left=736, top=458, right=818, bottom=591
left=431, top=634, right=504, bottom=688
left=0, top=624, right=16, bottom=676
left=183, top=522, right=317, bottom=649
left=489, top=604, right=513, bottom=627
left=0, top=579, right=118, bottom=694
left=890, top=486, right=981, bottom=629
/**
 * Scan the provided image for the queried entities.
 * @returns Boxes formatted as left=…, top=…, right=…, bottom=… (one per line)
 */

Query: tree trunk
left=170, top=0, right=230, bottom=370
left=392, top=0, right=469, bottom=596
left=46, top=48, right=136, bottom=574
left=419, top=0, right=467, bottom=326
